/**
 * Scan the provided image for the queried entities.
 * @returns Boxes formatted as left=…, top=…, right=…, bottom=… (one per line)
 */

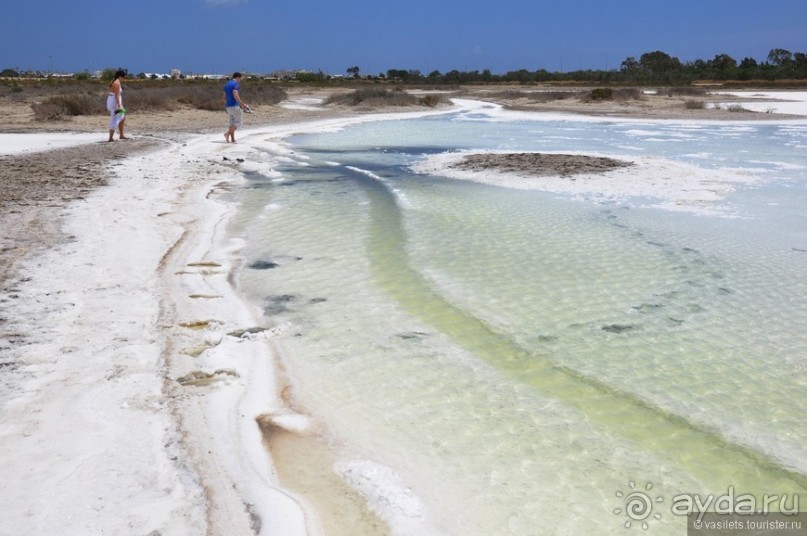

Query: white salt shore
left=0, top=132, right=102, bottom=155
left=2, top=97, right=806, bottom=535
left=0, top=107, right=451, bottom=536
left=711, top=90, right=807, bottom=116
left=0, top=129, right=326, bottom=535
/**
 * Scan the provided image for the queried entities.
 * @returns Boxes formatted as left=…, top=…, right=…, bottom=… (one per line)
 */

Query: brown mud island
left=451, top=152, right=633, bottom=178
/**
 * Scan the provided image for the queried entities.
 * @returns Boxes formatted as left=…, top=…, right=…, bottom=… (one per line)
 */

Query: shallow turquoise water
left=229, top=112, right=807, bottom=534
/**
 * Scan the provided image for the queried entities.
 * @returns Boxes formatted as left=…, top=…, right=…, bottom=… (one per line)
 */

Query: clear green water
left=228, top=115, right=807, bottom=534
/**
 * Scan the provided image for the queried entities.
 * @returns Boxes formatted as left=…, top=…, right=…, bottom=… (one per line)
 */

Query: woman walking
left=107, top=69, right=128, bottom=142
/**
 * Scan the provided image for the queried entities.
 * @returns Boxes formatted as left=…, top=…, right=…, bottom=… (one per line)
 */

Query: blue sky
left=2, top=0, right=805, bottom=75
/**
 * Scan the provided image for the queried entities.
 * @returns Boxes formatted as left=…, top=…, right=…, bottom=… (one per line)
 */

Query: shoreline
left=0, top=129, right=318, bottom=535
left=156, top=137, right=316, bottom=535
left=2, top=90, right=807, bottom=534
left=158, top=111, right=458, bottom=535
left=0, top=102, right=454, bottom=534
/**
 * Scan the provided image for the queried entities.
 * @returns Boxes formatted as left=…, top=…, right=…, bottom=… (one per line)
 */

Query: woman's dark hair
left=232, top=72, right=242, bottom=79
left=114, top=69, right=126, bottom=79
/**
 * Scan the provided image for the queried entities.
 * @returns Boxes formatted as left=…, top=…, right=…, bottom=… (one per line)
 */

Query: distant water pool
left=226, top=108, right=807, bottom=535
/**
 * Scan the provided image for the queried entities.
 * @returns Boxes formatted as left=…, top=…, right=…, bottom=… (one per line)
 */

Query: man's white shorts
left=227, top=105, right=243, bottom=128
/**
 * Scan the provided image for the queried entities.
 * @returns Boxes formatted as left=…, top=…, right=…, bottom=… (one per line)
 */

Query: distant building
left=270, top=69, right=314, bottom=80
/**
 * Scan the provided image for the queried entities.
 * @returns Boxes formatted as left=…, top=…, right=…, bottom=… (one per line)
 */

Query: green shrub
left=612, top=88, right=643, bottom=100
left=325, top=88, right=420, bottom=107
left=666, top=87, right=706, bottom=97
left=419, top=94, right=443, bottom=107
left=684, top=99, right=705, bottom=109
left=590, top=87, right=613, bottom=100
left=487, top=90, right=578, bottom=102
left=583, top=87, right=641, bottom=102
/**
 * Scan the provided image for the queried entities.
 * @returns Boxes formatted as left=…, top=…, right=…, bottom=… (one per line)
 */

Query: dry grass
left=581, top=87, right=644, bottom=102
left=485, top=88, right=643, bottom=103
left=19, top=79, right=288, bottom=121
left=710, top=102, right=749, bottom=112
left=32, top=94, right=105, bottom=120
left=666, top=87, right=707, bottom=97
left=484, top=90, right=580, bottom=102
left=324, top=88, right=444, bottom=107
left=726, top=103, right=748, bottom=112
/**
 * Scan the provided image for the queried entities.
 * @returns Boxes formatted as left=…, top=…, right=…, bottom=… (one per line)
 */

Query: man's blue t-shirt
left=224, top=79, right=240, bottom=107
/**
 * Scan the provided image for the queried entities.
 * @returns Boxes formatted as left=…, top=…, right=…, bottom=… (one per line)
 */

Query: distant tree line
left=3, top=48, right=806, bottom=84
left=368, top=49, right=807, bottom=84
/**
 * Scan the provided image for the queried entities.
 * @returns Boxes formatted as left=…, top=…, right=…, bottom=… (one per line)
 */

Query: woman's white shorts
left=107, top=93, right=125, bottom=130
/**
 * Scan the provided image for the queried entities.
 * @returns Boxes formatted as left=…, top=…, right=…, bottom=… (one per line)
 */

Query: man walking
left=224, top=72, right=250, bottom=143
